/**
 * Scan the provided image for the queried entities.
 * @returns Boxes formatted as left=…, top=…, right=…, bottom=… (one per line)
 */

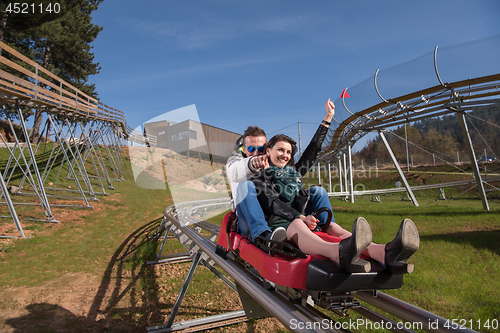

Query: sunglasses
left=243, top=145, right=266, bottom=153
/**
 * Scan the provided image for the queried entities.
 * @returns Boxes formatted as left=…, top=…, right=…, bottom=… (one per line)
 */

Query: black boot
left=339, top=217, right=372, bottom=273
left=384, top=219, right=420, bottom=274
left=254, top=230, right=272, bottom=250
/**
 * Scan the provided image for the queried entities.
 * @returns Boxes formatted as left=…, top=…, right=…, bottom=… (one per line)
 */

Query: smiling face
left=267, top=141, right=292, bottom=168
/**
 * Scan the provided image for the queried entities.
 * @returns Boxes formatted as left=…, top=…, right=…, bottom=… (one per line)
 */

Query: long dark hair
left=266, top=134, right=297, bottom=167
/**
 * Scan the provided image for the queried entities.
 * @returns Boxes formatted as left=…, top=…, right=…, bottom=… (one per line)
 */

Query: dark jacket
left=251, top=124, right=329, bottom=229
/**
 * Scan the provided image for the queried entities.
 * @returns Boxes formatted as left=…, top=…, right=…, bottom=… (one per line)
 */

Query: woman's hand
left=323, top=98, right=335, bottom=125
left=299, top=215, right=319, bottom=230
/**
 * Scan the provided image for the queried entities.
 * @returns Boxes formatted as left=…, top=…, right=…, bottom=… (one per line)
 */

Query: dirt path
left=0, top=196, right=284, bottom=333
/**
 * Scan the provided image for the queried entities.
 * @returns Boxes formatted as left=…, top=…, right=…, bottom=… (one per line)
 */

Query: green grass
left=303, top=161, right=500, bottom=197
left=0, top=147, right=499, bottom=332
left=325, top=196, right=500, bottom=332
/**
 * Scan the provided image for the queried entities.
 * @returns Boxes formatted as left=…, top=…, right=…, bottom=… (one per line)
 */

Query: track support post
left=457, top=112, right=489, bottom=210
left=379, top=130, right=419, bottom=207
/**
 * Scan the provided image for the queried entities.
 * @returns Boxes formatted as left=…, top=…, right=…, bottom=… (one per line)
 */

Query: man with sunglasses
left=226, top=126, right=287, bottom=249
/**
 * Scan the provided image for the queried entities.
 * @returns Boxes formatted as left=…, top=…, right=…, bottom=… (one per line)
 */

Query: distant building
left=144, top=119, right=240, bottom=162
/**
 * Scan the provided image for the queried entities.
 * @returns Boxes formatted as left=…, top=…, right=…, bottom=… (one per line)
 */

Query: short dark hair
left=242, top=126, right=266, bottom=140
left=267, top=134, right=297, bottom=166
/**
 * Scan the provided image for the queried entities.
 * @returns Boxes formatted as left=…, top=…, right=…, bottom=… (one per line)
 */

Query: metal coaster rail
left=324, top=74, right=500, bottom=161
left=0, top=41, right=135, bottom=135
left=319, top=66, right=500, bottom=210
left=0, top=40, right=148, bottom=237
left=148, top=198, right=477, bottom=333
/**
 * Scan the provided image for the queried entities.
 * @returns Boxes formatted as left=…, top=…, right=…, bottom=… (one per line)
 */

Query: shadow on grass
left=87, top=217, right=166, bottom=329
left=420, top=230, right=500, bottom=256
left=4, top=216, right=238, bottom=332
left=5, top=218, right=166, bottom=332
left=4, top=303, right=130, bottom=333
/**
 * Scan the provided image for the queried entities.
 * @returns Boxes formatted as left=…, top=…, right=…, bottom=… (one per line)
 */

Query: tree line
left=352, top=107, right=500, bottom=166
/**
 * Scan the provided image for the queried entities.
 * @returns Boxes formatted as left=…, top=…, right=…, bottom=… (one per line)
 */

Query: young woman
left=250, top=100, right=419, bottom=274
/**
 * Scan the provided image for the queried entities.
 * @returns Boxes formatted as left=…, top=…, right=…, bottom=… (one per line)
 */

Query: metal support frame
left=16, top=104, right=54, bottom=218
left=71, top=120, right=115, bottom=194
left=457, top=112, right=489, bottom=210
left=148, top=218, right=188, bottom=265
left=96, top=123, right=123, bottom=182
left=40, top=116, right=109, bottom=198
left=379, top=131, right=419, bottom=207
left=338, top=157, right=343, bottom=193
left=110, top=124, right=125, bottom=168
left=108, top=124, right=125, bottom=179
left=77, top=121, right=107, bottom=194
left=47, top=115, right=93, bottom=206
left=0, top=108, right=114, bottom=223
left=342, top=153, right=348, bottom=200
left=328, top=162, right=332, bottom=192
left=63, top=119, right=97, bottom=200
left=347, top=143, right=354, bottom=203
left=88, top=121, right=115, bottom=190
left=60, top=120, right=122, bottom=194
left=15, top=119, right=50, bottom=191
left=149, top=311, right=247, bottom=333
left=0, top=105, right=56, bottom=222
left=0, top=171, right=25, bottom=238
left=318, top=162, right=321, bottom=185
left=148, top=210, right=250, bottom=332
left=0, top=103, right=124, bottom=230
left=163, top=251, right=202, bottom=329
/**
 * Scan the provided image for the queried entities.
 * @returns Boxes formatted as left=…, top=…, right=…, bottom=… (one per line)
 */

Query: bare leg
left=362, top=243, right=385, bottom=263
left=329, top=218, right=420, bottom=271
left=287, top=219, right=340, bottom=261
left=325, top=223, right=351, bottom=238
left=326, top=221, right=386, bottom=264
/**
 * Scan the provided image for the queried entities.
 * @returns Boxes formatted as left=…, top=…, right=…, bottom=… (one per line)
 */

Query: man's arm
left=226, top=154, right=254, bottom=184
left=226, top=154, right=268, bottom=184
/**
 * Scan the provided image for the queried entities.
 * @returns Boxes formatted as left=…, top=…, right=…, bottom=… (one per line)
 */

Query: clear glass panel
left=129, top=105, right=231, bottom=225
left=324, top=35, right=500, bottom=157
left=437, top=35, right=500, bottom=84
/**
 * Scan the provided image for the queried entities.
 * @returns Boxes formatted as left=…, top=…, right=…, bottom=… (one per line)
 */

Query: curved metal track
left=0, top=41, right=148, bottom=236
left=0, top=41, right=133, bottom=136
left=322, top=73, right=500, bottom=161
left=149, top=198, right=478, bottom=333
left=318, top=47, right=500, bottom=210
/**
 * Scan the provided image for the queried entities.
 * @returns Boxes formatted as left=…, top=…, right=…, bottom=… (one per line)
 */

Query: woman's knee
left=310, top=185, right=327, bottom=196
left=287, top=219, right=306, bottom=242
left=288, top=218, right=311, bottom=234
left=327, top=223, right=351, bottom=238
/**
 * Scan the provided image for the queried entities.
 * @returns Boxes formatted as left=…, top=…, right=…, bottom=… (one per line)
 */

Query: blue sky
left=89, top=0, right=500, bottom=150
